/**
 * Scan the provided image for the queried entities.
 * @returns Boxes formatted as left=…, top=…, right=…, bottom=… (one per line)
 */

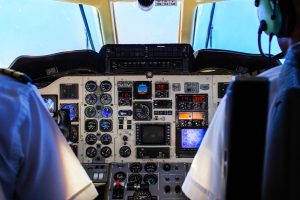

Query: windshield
left=113, top=1, right=180, bottom=44
left=0, top=0, right=102, bottom=67
left=194, top=0, right=281, bottom=54
left=1, top=0, right=282, bottom=68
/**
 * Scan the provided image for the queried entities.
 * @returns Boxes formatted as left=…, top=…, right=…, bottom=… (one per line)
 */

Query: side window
left=193, top=0, right=281, bottom=55
left=0, top=0, right=102, bottom=68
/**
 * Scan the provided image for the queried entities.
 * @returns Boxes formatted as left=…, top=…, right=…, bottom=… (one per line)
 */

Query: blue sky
left=194, top=0, right=281, bottom=54
left=0, top=0, right=102, bottom=67
left=113, top=1, right=180, bottom=44
left=0, top=0, right=281, bottom=67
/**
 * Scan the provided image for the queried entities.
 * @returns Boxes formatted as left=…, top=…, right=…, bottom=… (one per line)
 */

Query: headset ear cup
left=257, top=0, right=282, bottom=35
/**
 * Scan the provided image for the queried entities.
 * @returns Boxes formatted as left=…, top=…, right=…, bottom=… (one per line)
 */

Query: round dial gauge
left=86, top=146, right=97, bottom=158
left=134, top=103, right=151, bottom=120
left=133, top=190, right=152, bottom=200
left=85, top=133, right=97, bottom=145
left=85, top=81, right=97, bottom=92
left=129, top=163, right=143, bottom=173
left=128, top=174, right=143, bottom=184
left=119, top=146, right=131, bottom=158
left=85, top=119, right=98, bottom=132
left=85, top=94, right=97, bottom=105
left=100, top=133, right=112, bottom=145
left=100, top=146, right=112, bottom=158
left=102, top=107, right=113, bottom=118
left=100, top=93, right=112, bottom=105
left=114, top=171, right=126, bottom=182
left=144, top=163, right=157, bottom=173
left=143, top=174, right=158, bottom=185
left=99, top=119, right=113, bottom=132
left=100, top=80, right=112, bottom=92
left=85, top=106, right=96, bottom=118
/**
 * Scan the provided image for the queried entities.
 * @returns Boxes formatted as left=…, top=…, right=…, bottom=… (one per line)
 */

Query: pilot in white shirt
left=0, top=69, right=98, bottom=200
left=183, top=42, right=300, bottom=200
left=182, top=65, right=281, bottom=200
left=182, top=0, right=300, bottom=196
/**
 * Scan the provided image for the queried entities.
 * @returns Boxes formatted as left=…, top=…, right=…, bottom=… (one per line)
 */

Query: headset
left=255, top=0, right=296, bottom=37
left=255, top=0, right=296, bottom=58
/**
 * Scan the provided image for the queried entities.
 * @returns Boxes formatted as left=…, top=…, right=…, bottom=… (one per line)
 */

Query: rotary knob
left=163, top=163, right=171, bottom=171
left=175, top=185, right=181, bottom=193
left=164, top=185, right=171, bottom=193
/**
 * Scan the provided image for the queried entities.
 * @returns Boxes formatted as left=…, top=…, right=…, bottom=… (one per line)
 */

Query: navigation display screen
left=181, top=129, right=206, bottom=148
left=141, top=125, right=165, bottom=144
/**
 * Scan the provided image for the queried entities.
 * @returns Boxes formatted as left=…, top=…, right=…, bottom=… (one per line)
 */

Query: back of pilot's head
left=291, top=0, right=300, bottom=26
left=292, top=0, right=300, bottom=18
left=256, top=0, right=300, bottom=37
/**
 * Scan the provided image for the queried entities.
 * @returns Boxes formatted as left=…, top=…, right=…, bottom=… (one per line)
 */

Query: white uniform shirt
left=0, top=74, right=98, bottom=200
left=182, top=66, right=282, bottom=200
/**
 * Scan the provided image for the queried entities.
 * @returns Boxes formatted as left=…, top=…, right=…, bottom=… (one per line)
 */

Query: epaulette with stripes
left=0, top=68, right=32, bottom=84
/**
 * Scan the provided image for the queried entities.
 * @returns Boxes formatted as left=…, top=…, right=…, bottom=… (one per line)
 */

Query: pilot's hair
left=292, top=0, right=300, bottom=19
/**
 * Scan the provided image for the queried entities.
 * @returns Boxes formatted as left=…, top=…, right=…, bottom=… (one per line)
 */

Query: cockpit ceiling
left=57, top=0, right=224, bottom=45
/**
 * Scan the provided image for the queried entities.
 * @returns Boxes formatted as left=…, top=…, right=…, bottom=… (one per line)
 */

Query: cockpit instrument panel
left=39, top=74, right=231, bottom=164
left=39, top=74, right=231, bottom=200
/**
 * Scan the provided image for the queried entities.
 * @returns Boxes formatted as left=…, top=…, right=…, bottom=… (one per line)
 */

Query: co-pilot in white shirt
left=0, top=74, right=98, bottom=200
left=182, top=65, right=282, bottom=200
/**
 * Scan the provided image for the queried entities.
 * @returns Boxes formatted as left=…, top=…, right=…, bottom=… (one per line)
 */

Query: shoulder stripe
left=0, top=68, right=32, bottom=84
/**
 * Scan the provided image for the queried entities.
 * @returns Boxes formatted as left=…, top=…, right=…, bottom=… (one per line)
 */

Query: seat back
left=225, top=77, right=269, bottom=200
left=262, top=49, right=300, bottom=200
left=262, top=88, right=300, bottom=200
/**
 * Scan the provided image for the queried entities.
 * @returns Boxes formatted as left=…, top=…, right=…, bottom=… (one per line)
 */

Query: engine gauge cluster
left=81, top=79, right=115, bottom=163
